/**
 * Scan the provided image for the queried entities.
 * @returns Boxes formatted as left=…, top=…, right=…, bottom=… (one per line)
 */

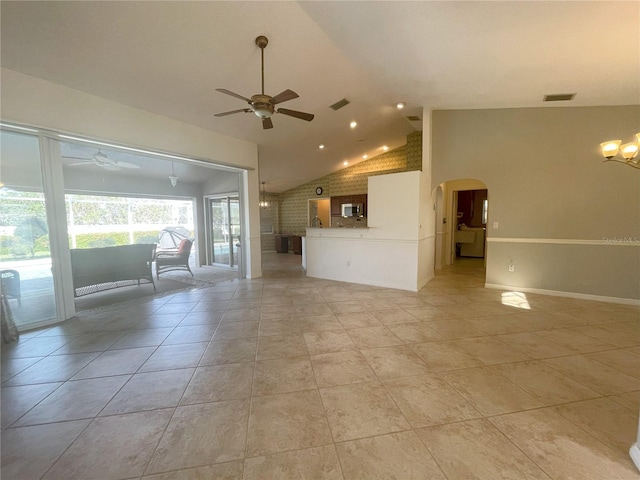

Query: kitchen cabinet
left=330, top=194, right=368, bottom=216
left=275, top=235, right=302, bottom=255
left=291, top=235, right=302, bottom=255
left=330, top=197, right=341, bottom=216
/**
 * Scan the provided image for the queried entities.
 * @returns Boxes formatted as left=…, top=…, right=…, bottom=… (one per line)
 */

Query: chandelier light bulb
left=600, top=140, right=621, bottom=159
left=620, top=142, right=639, bottom=160
left=598, top=134, right=640, bottom=169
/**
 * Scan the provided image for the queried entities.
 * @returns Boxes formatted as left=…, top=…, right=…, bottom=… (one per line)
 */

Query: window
left=65, top=194, right=194, bottom=248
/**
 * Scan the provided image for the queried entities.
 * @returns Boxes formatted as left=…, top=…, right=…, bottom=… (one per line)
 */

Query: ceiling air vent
left=330, top=98, right=350, bottom=110
left=406, top=115, right=421, bottom=122
left=543, top=93, right=576, bottom=102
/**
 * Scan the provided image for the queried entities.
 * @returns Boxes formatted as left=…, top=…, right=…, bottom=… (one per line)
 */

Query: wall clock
left=315, top=187, right=323, bottom=195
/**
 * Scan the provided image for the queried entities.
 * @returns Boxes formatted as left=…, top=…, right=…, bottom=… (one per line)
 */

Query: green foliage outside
left=0, top=193, right=193, bottom=259
left=0, top=192, right=50, bottom=259
left=134, top=230, right=161, bottom=244
left=68, top=199, right=128, bottom=225
left=131, top=204, right=174, bottom=224
left=73, top=232, right=130, bottom=249
left=0, top=234, right=51, bottom=260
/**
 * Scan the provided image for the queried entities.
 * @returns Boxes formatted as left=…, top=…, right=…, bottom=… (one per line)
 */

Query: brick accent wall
left=261, top=131, right=422, bottom=242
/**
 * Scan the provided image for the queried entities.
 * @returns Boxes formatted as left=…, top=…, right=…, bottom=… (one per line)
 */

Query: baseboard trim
left=487, top=237, right=640, bottom=247
left=484, top=283, right=640, bottom=306
left=630, top=443, right=640, bottom=472
left=306, top=272, right=418, bottom=292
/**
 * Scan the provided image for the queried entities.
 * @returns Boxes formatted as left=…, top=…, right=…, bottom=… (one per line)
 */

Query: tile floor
left=1, top=254, right=639, bottom=479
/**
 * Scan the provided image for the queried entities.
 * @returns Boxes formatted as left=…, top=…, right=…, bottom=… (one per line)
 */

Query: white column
left=40, top=137, right=76, bottom=320
left=631, top=415, right=640, bottom=471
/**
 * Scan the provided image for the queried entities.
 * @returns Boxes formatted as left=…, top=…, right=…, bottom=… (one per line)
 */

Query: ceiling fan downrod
left=255, top=35, right=268, bottom=95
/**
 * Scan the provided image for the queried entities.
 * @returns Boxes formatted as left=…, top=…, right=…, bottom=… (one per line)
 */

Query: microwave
left=341, top=203, right=363, bottom=217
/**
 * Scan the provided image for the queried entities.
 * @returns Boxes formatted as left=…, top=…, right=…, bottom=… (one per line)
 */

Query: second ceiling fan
left=215, top=35, right=314, bottom=130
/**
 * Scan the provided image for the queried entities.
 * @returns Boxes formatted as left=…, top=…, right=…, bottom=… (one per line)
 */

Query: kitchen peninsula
left=304, top=171, right=433, bottom=292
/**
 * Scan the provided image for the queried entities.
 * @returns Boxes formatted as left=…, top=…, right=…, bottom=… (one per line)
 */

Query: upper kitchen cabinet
left=330, top=194, right=368, bottom=217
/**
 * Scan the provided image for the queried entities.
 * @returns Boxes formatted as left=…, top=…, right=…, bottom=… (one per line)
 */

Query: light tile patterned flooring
left=1, top=254, right=639, bottom=479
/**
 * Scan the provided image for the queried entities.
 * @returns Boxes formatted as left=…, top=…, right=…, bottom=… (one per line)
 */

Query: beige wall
left=432, top=106, right=640, bottom=301
left=276, top=131, right=422, bottom=235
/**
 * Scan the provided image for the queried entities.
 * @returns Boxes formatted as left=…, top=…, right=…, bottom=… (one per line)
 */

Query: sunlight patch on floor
left=501, top=291, right=531, bottom=310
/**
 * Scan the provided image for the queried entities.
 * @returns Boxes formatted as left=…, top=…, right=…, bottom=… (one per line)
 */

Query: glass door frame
left=204, top=194, right=241, bottom=269
left=0, top=126, right=76, bottom=329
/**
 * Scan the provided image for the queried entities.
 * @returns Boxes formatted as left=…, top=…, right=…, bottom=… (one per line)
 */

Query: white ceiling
left=59, top=142, right=235, bottom=185
left=1, top=1, right=638, bottom=193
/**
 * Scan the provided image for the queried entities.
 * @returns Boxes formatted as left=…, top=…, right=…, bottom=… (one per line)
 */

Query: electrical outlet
left=493, top=221, right=499, bottom=229
left=509, top=264, right=515, bottom=272
left=347, top=260, right=351, bottom=267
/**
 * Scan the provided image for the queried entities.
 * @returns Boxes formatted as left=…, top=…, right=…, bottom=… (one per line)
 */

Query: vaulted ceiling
left=1, top=1, right=638, bottom=192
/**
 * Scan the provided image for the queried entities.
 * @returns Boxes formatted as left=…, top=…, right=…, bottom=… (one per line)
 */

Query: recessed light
left=319, top=144, right=325, bottom=149
left=349, top=121, right=357, bottom=129
left=382, top=145, right=389, bottom=151
left=362, top=154, right=368, bottom=159
left=343, top=161, right=349, bottom=166
left=396, top=102, right=406, bottom=109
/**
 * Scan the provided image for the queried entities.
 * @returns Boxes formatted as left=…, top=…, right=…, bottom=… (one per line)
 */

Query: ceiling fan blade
left=277, top=108, right=314, bottom=122
left=262, top=117, right=274, bottom=130
left=112, top=161, right=140, bottom=169
left=101, top=164, right=121, bottom=171
left=67, top=162, right=94, bottom=167
left=270, top=89, right=299, bottom=105
left=214, top=108, right=252, bottom=117
left=62, top=156, right=92, bottom=161
left=215, top=88, right=252, bottom=103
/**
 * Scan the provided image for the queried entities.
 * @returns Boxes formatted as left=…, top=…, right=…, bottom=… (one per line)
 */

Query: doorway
left=453, top=189, right=488, bottom=260
left=434, top=179, right=489, bottom=269
left=308, top=198, right=330, bottom=228
left=206, top=195, right=240, bottom=268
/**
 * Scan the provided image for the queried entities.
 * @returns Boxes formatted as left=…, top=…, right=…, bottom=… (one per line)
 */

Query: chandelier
left=599, top=133, right=640, bottom=169
left=259, top=181, right=269, bottom=208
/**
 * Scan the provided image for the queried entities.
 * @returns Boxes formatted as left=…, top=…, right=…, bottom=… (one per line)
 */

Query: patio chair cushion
left=177, top=239, right=191, bottom=255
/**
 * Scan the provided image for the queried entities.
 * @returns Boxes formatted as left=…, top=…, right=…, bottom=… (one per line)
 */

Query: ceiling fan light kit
left=169, top=161, right=179, bottom=187
left=214, top=35, right=314, bottom=129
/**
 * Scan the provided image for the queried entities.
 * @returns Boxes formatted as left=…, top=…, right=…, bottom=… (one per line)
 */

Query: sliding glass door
left=206, top=196, right=240, bottom=268
left=0, top=130, right=58, bottom=330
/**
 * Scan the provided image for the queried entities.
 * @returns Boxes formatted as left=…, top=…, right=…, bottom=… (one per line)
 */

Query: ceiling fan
left=214, top=35, right=314, bottom=130
left=63, top=149, right=140, bottom=171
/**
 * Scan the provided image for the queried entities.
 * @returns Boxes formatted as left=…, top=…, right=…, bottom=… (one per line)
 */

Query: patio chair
left=0, top=269, right=21, bottom=306
left=155, top=238, right=194, bottom=279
